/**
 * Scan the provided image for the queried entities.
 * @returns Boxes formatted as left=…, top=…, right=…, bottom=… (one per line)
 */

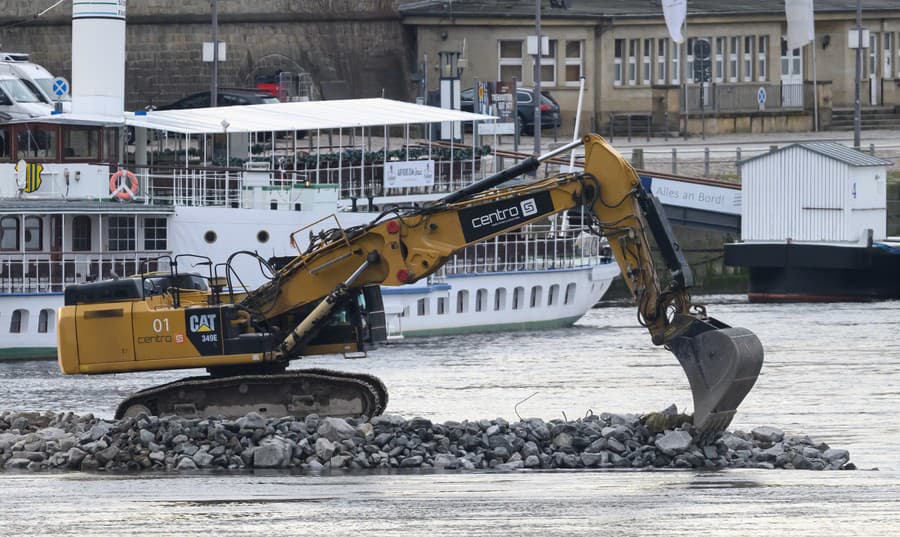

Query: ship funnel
left=71, top=0, right=126, bottom=117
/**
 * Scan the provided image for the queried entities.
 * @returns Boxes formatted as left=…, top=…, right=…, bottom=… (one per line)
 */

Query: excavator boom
left=58, top=134, right=763, bottom=435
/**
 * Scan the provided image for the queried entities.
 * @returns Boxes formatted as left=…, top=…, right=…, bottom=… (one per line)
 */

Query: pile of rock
left=0, top=409, right=854, bottom=473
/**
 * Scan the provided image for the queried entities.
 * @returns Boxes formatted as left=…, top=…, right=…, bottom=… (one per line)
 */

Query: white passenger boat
left=0, top=2, right=615, bottom=360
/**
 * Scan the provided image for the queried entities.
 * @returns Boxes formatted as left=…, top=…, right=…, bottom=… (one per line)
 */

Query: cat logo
left=15, top=160, right=43, bottom=193
left=188, top=313, right=216, bottom=333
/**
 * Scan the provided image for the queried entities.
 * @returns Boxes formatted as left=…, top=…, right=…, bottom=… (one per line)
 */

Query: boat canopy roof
left=122, top=98, right=496, bottom=135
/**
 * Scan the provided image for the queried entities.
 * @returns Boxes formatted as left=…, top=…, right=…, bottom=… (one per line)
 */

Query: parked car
left=460, top=86, right=561, bottom=135
left=154, top=88, right=280, bottom=110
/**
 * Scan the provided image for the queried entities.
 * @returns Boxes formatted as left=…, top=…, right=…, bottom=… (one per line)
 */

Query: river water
left=1, top=297, right=898, bottom=536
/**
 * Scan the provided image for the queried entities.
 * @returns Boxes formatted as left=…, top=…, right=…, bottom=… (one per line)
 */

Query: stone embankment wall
left=0, top=0, right=411, bottom=109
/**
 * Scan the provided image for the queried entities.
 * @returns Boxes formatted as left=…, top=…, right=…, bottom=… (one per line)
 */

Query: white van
left=0, top=52, right=70, bottom=113
left=0, top=69, right=54, bottom=120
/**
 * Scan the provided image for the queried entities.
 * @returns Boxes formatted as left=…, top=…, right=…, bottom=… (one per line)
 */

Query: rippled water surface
left=1, top=298, right=899, bottom=536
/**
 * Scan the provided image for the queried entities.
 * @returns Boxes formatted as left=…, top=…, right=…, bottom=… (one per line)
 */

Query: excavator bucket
left=667, top=324, right=764, bottom=438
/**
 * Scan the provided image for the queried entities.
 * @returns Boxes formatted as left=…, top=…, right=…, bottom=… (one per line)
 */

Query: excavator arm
left=241, top=134, right=763, bottom=433
left=58, top=134, right=762, bottom=433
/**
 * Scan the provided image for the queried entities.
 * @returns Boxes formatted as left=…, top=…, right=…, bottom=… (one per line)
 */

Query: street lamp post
left=854, top=0, right=862, bottom=149
left=211, top=0, right=219, bottom=108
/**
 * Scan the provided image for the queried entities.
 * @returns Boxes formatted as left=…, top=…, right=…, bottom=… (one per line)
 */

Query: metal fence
left=686, top=82, right=808, bottom=113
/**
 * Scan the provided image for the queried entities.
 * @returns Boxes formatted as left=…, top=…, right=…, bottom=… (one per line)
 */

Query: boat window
left=437, top=296, right=447, bottom=315
left=0, top=216, right=19, bottom=251
left=16, top=126, right=58, bottom=160
left=0, top=127, right=10, bottom=161
left=512, top=286, right=525, bottom=310
left=494, top=288, right=506, bottom=311
left=564, top=283, right=577, bottom=305
left=475, top=288, right=488, bottom=312
left=457, top=290, right=470, bottom=314
left=38, top=309, right=54, bottom=333
left=144, top=217, right=167, bottom=250
left=108, top=216, right=136, bottom=251
left=24, top=216, right=42, bottom=251
left=63, top=127, right=100, bottom=160
left=416, top=298, right=429, bottom=316
left=548, top=284, right=559, bottom=306
left=10, top=309, right=26, bottom=333
left=103, top=128, right=118, bottom=162
left=72, top=216, right=92, bottom=251
left=530, top=286, right=542, bottom=308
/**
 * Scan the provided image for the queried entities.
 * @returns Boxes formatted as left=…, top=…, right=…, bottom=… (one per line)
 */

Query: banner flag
left=662, top=0, right=687, bottom=44
left=786, top=0, right=815, bottom=50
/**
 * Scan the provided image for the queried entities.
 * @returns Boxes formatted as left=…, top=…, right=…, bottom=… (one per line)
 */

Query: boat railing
left=431, top=225, right=610, bottom=280
left=129, top=151, right=500, bottom=208
left=0, top=251, right=172, bottom=294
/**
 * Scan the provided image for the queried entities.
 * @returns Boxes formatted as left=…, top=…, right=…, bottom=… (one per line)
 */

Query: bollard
left=672, top=147, right=677, bottom=174
left=869, top=143, right=875, bottom=155
left=736, top=147, right=741, bottom=163
left=632, top=148, right=645, bottom=169
left=704, top=147, right=710, bottom=177
left=664, top=112, right=669, bottom=141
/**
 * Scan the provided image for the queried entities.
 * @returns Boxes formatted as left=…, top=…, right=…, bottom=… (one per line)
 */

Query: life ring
left=109, top=169, right=139, bottom=201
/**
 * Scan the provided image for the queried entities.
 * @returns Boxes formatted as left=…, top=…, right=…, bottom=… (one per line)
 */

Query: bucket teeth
left=668, top=326, right=764, bottom=439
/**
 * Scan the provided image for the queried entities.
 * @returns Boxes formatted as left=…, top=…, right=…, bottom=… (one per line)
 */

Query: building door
left=869, top=32, right=880, bottom=105
left=780, top=38, right=803, bottom=107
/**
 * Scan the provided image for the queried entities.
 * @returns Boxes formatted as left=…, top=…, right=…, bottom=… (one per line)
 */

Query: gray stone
left=254, top=437, right=292, bottom=468
left=356, top=423, right=375, bottom=442
left=524, top=455, right=541, bottom=468
left=95, top=446, right=120, bottom=465
left=581, top=452, right=607, bottom=467
left=400, top=455, right=423, bottom=467
left=238, top=412, right=267, bottom=430
left=823, top=448, right=850, bottom=463
left=307, top=459, right=324, bottom=472
left=655, top=430, right=693, bottom=456
left=66, top=447, right=87, bottom=468
left=432, top=453, right=457, bottom=469
left=751, top=426, right=784, bottom=444
left=4, top=458, right=30, bottom=469
left=552, top=432, right=573, bottom=449
left=315, top=437, right=337, bottom=461
left=176, top=457, right=198, bottom=470
left=496, top=460, right=524, bottom=471
left=193, top=450, right=214, bottom=467
left=720, top=434, right=753, bottom=451
left=139, top=429, right=155, bottom=446
left=318, top=417, right=356, bottom=442
left=330, top=454, right=350, bottom=468
left=607, top=437, right=626, bottom=453
left=87, top=422, right=113, bottom=441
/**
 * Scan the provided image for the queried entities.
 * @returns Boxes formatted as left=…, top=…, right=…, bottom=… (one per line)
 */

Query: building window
left=512, top=286, right=525, bottom=309
left=437, top=296, right=447, bottom=315
left=456, top=290, right=469, bottom=314
left=537, top=39, right=557, bottom=86
left=869, top=33, right=878, bottom=77
left=0, top=127, right=11, bottom=161
left=671, top=42, right=680, bottom=84
left=564, top=40, right=583, bottom=85
left=475, top=288, right=488, bottom=312
left=0, top=216, right=19, bottom=251
left=714, top=37, right=725, bottom=82
left=758, top=36, right=768, bottom=81
left=10, top=309, right=26, bottom=333
left=642, top=38, right=653, bottom=84
left=108, top=216, right=135, bottom=252
left=627, top=39, right=638, bottom=85
left=729, top=37, right=739, bottom=82
left=499, top=40, right=524, bottom=83
left=686, top=38, right=695, bottom=83
left=24, top=216, right=42, bottom=252
left=63, top=127, right=100, bottom=160
left=144, top=217, right=167, bottom=250
left=494, top=288, right=506, bottom=311
left=72, top=215, right=91, bottom=252
left=38, top=309, right=53, bottom=333
left=417, top=298, right=429, bottom=316
left=530, top=286, right=542, bottom=308
left=614, top=39, right=624, bottom=86
left=564, top=283, right=576, bottom=305
left=884, top=33, right=893, bottom=79
left=657, top=38, right=668, bottom=84
left=743, top=36, right=754, bottom=81
left=548, top=284, right=559, bottom=306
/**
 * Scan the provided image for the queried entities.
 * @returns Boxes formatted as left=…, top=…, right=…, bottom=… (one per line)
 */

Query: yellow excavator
left=57, top=134, right=764, bottom=436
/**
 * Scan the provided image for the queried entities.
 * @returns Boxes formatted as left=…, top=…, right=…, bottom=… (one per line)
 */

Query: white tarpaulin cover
left=785, top=0, right=815, bottom=51
left=124, top=98, right=496, bottom=135
left=662, top=0, right=687, bottom=44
